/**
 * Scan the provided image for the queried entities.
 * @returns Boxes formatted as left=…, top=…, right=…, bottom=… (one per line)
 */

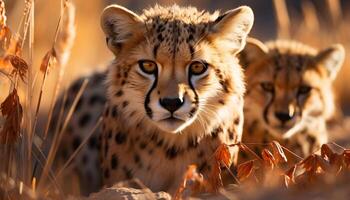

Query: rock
left=83, top=185, right=171, bottom=200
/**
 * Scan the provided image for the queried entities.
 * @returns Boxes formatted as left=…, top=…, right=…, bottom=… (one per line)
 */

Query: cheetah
left=53, top=4, right=254, bottom=195
left=239, top=38, right=345, bottom=162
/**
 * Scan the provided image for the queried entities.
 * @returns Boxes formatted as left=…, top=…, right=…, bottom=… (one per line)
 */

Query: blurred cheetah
left=239, top=38, right=344, bottom=162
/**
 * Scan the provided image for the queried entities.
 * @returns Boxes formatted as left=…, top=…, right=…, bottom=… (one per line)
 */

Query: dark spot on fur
left=122, top=101, right=129, bottom=108
left=188, top=138, right=198, bottom=149
left=248, top=120, right=259, bottom=135
left=82, top=154, right=89, bottom=164
left=197, top=150, right=205, bottom=158
left=139, top=142, right=147, bottom=149
left=79, top=113, right=91, bottom=127
left=189, top=107, right=197, bottom=118
left=148, top=149, right=154, bottom=155
left=115, top=132, right=127, bottom=144
left=219, top=79, right=230, bottom=93
left=211, top=127, right=223, bottom=138
left=108, top=130, right=112, bottom=139
left=218, top=99, right=225, bottom=105
left=61, top=148, right=69, bottom=160
left=157, top=34, right=164, bottom=41
left=111, top=106, right=118, bottom=118
left=71, top=80, right=83, bottom=94
left=123, top=166, right=133, bottom=179
left=104, top=107, right=110, bottom=117
left=234, top=117, right=240, bottom=125
left=88, top=137, right=97, bottom=149
left=76, top=98, right=84, bottom=111
left=104, top=169, right=110, bottom=179
left=198, top=161, right=208, bottom=172
left=92, top=73, right=105, bottom=84
left=156, top=139, right=163, bottom=147
left=115, top=90, right=123, bottom=97
left=166, top=146, right=179, bottom=159
left=89, top=94, right=105, bottom=105
left=134, top=154, right=140, bottom=163
left=150, top=133, right=158, bottom=142
left=240, top=151, right=248, bottom=159
left=72, top=136, right=81, bottom=150
left=104, top=143, right=109, bottom=157
left=111, top=154, right=118, bottom=169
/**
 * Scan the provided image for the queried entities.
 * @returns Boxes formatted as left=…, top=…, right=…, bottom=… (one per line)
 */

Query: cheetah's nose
left=159, top=97, right=184, bottom=113
left=274, top=111, right=294, bottom=124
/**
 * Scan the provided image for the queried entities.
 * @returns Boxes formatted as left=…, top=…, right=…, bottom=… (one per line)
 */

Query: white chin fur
left=155, top=116, right=196, bottom=133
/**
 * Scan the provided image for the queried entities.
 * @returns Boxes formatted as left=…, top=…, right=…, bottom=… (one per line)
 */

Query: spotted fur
left=53, top=4, right=254, bottom=195
left=239, top=38, right=345, bottom=162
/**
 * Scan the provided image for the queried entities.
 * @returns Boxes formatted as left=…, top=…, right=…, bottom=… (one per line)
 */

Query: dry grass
left=0, top=0, right=349, bottom=200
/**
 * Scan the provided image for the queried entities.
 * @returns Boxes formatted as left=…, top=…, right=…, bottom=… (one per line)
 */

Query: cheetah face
left=134, top=59, right=212, bottom=133
left=241, top=39, right=344, bottom=139
left=101, top=5, right=253, bottom=133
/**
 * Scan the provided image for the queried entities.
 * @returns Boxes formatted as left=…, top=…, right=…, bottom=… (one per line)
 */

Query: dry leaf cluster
left=173, top=142, right=350, bottom=199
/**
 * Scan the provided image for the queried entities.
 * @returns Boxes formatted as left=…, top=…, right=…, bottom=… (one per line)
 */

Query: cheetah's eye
left=189, top=61, right=208, bottom=75
left=138, top=60, right=157, bottom=74
left=298, top=85, right=312, bottom=95
left=260, top=82, right=275, bottom=92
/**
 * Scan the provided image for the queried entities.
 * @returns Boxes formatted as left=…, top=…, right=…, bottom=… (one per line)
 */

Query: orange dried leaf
left=0, top=89, right=23, bottom=144
left=214, top=144, right=232, bottom=167
left=174, top=165, right=203, bottom=200
left=315, top=155, right=331, bottom=172
left=237, top=160, right=254, bottom=182
left=285, top=165, right=296, bottom=183
left=40, top=48, right=57, bottom=73
left=300, top=155, right=317, bottom=172
left=329, top=153, right=343, bottom=174
left=261, top=149, right=275, bottom=169
left=271, top=141, right=287, bottom=163
left=5, top=54, right=28, bottom=81
left=208, top=161, right=222, bottom=192
left=343, top=150, right=350, bottom=169
left=283, top=175, right=292, bottom=188
left=321, top=144, right=334, bottom=160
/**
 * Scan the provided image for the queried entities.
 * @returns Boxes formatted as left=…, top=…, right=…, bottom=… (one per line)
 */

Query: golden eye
left=189, top=61, right=207, bottom=75
left=260, top=82, right=274, bottom=92
left=139, top=60, right=157, bottom=74
left=298, top=85, right=312, bottom=95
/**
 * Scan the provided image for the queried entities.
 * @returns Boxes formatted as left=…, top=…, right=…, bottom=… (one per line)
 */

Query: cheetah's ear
left=207, top=6, right=254, bottom=55
left=315, top=44, right=345, bottom=80
left=239, top=37, right=268, bottom=69
left=101, top=5, right=144, bottom=55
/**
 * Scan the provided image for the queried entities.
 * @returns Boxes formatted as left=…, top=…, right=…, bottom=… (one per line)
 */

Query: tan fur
left=239, top=38, right=344, bottom=162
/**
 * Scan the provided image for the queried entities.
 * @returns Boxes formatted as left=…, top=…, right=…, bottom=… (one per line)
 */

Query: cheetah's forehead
left=138, top=5, right=220, bottom=59
left=266, top=40, right=318, bottom=56
left=141, top=4, right=219, bottom=25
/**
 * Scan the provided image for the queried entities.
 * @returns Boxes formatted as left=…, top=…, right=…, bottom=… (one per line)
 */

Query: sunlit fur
left=99, top=4, right=253, bottom=191
left=240, top=39, right=344, bottom=158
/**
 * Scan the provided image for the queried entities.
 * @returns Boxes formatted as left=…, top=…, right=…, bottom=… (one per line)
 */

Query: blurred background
left=2, top=0, right=350, bottom=115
